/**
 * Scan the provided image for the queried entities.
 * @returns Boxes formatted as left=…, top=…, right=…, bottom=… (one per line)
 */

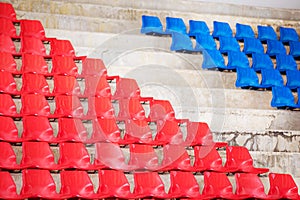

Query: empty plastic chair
left=133, top=172, right=169, bottom=198
left=0, top=142, right=19, bottom=170
left=286, top=70, right=300, bottom=89
left=224, top=146, right=269, bottom=174
left=280, top=27, right=299, bottom=43
left=0, top=116, right=21, bottom=142
left=21, top=73, right=50, bottom=95
left=51, top=55, right=78, bottom=76
left=87, top=96, right=115, bottom=119
left=243, top=37, right=265, bottom=54
left=268, top=173, right=300, bottom=199
left=20, top=142, right=58, bottom=170
left=188, top=20, right=210, bottom=37
left=140, top=15, right=165, bottom=35
left=21, top=169, right=63, bottom=199
left=168, top=171, right=201, bottom=198
left=251, top=53, right=274, bottom=71
left=22, top=116, right=56, bottom=142
left=56, top=118, right=88, bottom=143
left=235, top=23, right=255, bottom=40
left=149, top=99, right=175, bottom=121
left=0, top=18, right=17, bottom=38
left=53, top=75, right=81, bottom=96
left=98, top=170, right=133, bottom=198
left=202, top=49, right=226, bottom=69
left=58, top=142, right=94, bottom=170
left=124, top=119, right=153, bottom=144
left=195, top=34, right=217, bottom=51
left=0, top=71, right=18, bottom=95
left=266, top=40, right=286, bottom=56
left=218, top=36, right=240, bottom=53
left=117, top=98, right=146, bottom=120
left=271, top=86, right=298, bottom=108
left=81, top=58, right=107, bottom=77
left=60, top=170, right=99, bottom=199
left=21, top=53, right=49, bottom=75
left=20, top=19, right=46, bottom=40
left=257, top=25, right=277, bottom=41
left=289, top=41, right=300, bottom=57
left=21, top=94, right=50, bottom=117
left=212, top=21, right=233, bottom=38
left=235, top=67, right=260, bottom=88
left=20, top=36, right=47, bottom=56
left=90, top=118, right=121, bottom=143
left=54, top=95, right=84, bottom=118
left=0, top=2, right=17, bottom=21
left=0, top=171, right=21, bottom=199
left=165, top=16, right=187, bottom=35
left=0, top=34, right=16, bottom=54
left=227, top=51, right=250, bottom=69
left=260, top=69, right=284, bottom=88
left=170, top=32, right=198, bottom=53
left=50, top=39, right=76, bottom=57
left=154, top=119, right=184, bottom=145
left=84, top=75, right=111, bottom=97
left=113, top=78, right=140, bottom=100
left=0, top=52, right=17, bottom=73
left=0, top=93, right=17, bottom=117
left=128, top=144, right=159, bottom=170
left=276, top=54, right=297, bottom=72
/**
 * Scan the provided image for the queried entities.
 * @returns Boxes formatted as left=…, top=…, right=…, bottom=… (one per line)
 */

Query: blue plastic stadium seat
left=280, top=27, right=299, bottom=43
left=165, top=17, right=187, bottom=35
left=286, top=70, right=300, bottom=89
left=260, top=69, right=284, bottom=88
left=227, top=51, right=250, bottom=69
left=140, top=15, right=165, bottom=35
left=257, top=25, right=277, bottom=41
left=276, top=54, right=297, bottom=72
left=266, top=40, right=286, bottom=56
left=251, top=53, right=274, bottom=71
left=202, top=49, right=226, bottom=69
left=219, top=36, right=240, bottom=53
left=188, top=20, right=210, bottom=37
left=235, top=23, right=255, bottom=40
left=212, top=21, right=233, bottom=38
left=170, top=32, right=199, bottom=53
left=271, top=86, right=298, bottom=108
left=195, top=34, right=217, bottom=51
left=235, top=67, right=260, bottom=88
left=243, top=38, right=264, bottom=54
left=289, top=41, right=300, bottom=57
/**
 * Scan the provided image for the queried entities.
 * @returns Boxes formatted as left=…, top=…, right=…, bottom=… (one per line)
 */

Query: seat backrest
left=155, top=119, right=183, bottom=145
left=50, top=39, right=76, bottom=57
left=91, top=118, right=121, bottom=143
left=271, top=86, right=296, bottom=108
left=0, top=52, right=17, bottom=73
left=21, top=73, right=50, bottom=95
left=0, top=18, right=17, bottom=37
left=0, top=116, right=19, bottom=142
left=129, top=144, right=159, bottom=170
left=21, top=94, right=50, bottom=116
left=141, top=15, right=164, bottom=34
left=257, top=25, right=277, bottom=41
left=21, top=53, right=49, bottom=75
left=84, top=75, right=111, bottom=97
left=268, top=173, right=299, bottom=199
left=276, top=54, right=297, bottom=72
left=243, top=38, right=264, bottom=54
left=20, top=19, right=46, bottom=39
left=149, top=99, right=175, bottom=121
left=212, top=21, right=233, bottom=38
left=124, top=118, right=152, bottom=144
left=81, top=58, right=107, bottom=76
left=219, top=36, right=240, bottom=53
left=280, top=27, right=299, bottom=42
left=166, top=17, right=187, bottom=34
left=0, top=71, right=17, bottom=94
left=185, top=121, right=214, bottom=146
left=261, top=69, right=284, bottom=88
left=87, top=96, right=115, bottom=118
left=189, top=20, right=210, bottom=36
left=235, top=173, right=267, bottom=198
left=0, top=34, right=16, bottom=54
left=170, top=32, right=193, bottom=51
left=195, top=34, right=217, bottom=51
left=113, top=78, right=140, bottom=99
left=0, top=93, right=17, bottom=116
left=51, top=55, right=78, bottom=76
left=193, top=145, right=223, bottom=172
left=235, top=23, right=255, bottom=40
left=54, top=95, right=84, bottom=118
left=0, top=142, right=18, bottom=169
left=0, top=171, right=19, bottom=199
left=0, top=2, right=17, bottom=21
left=203, top=172, right=234, bottom=198
left=251, top=53, right=274, bottom=71
left=56, top=118, right=88, bottom=143
left=118, top=98, right=146, bottom=120
left=20, top=36, right=46, bottom=56
left=53, top=75, right=81, bottom=95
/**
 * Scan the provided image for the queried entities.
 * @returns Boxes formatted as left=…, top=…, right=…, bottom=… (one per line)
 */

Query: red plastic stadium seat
left=224, top=146, right=269, bottom=174
left=21, top=53, right=49, bottom=75
left=21, top=169, right=63, bottom=199
left=56, top=118, right=88, bottom=142
left=98, top=170, right=133, bottom=198
left=0, top=34, right=16, bottom=54
left=0, top=93, right=17, bottom=117
left=20, top=142, right=58, bottom=170
left=0, top=52, right=17, bottom=73
left=50, top=39, right=76, bottom=57
left=123, top=119, right=153, bottom=144
left=0, top=18, right=17, bottom=38
left=51, top=55, right=78, bottom=76
left=193, top=145, right=227, bottom=172
left=117, top=98, right=146, bottom=120
left=149, top=99, right=175, bottom=121
left=90, top=118, right=121, bottom=143
left=58, top=142, right=94, bottom=170
left=81, top=58, right=107, bottom=76
left=0, top=71, right=18, bottom=95
left=20, top=19, right=46, bottom=40
left=0, top=2, right=17, bottom=21
left=87, top=96, right=115, bottom=119
left=154, top=119, right=184, bottom=145
left=168, top=171, right=201, bottom=198
left=133, top=172, right=169, bottom=198
left=53, top=75, right=81, bottom=96
left=21, top=73, right=50, bottom=95
left=0, top=116, right=21, bottom=142
left=128, top=144, right=159, bottom=170
left=0, top=171, right=21, bottom=199
left=22, top=116, right=56, bottom=142
left=160, top=144, right=193, bottom=171
left=84, top=75, right=111, bottom=97
left=54, top=95, right=84, bottom=118
left=21, top=94, right=50, bottom=117
left=113, top=78, right=141, bottom=100
left=268, top=173, right=300, bottom=199
left=0, top=142, right=19, bottom=170
left=20, top=36, right=46, bottom=56
left=60, top=170, right=99, bottom=199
